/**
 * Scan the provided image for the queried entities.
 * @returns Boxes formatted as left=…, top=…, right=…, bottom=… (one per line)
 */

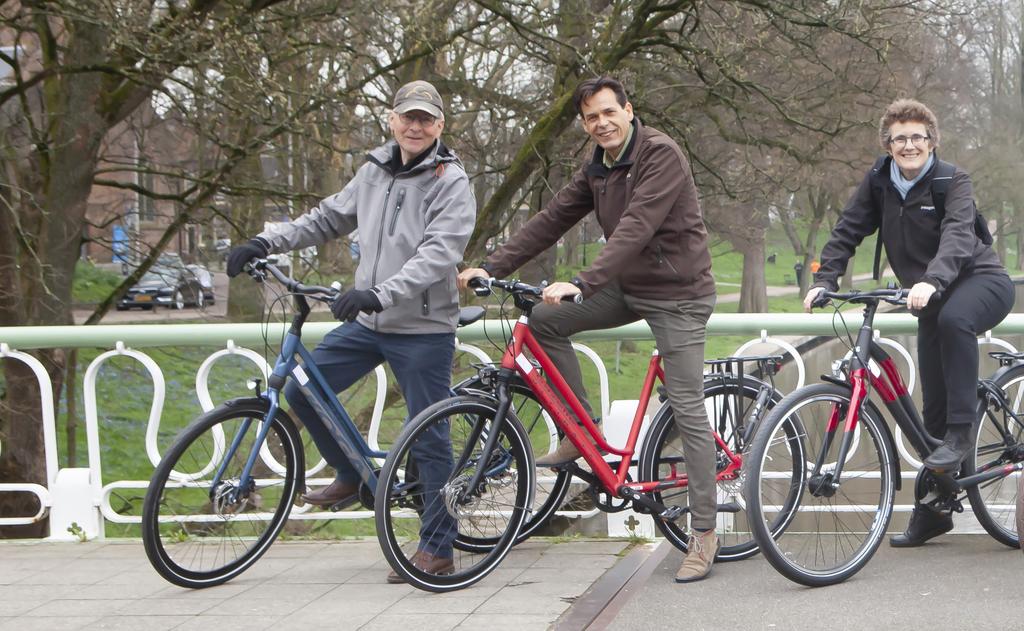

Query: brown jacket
left=484, top=120, right=715, bottom=300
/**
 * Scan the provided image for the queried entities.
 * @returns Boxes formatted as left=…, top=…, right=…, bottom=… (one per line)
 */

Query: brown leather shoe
left=386, top=549, right=455, bottom=584
left=536, top=422, right=602, bottom=467
left=300, top=479, right=359, bottom=507
left=674, top=529, right=720, bottom=583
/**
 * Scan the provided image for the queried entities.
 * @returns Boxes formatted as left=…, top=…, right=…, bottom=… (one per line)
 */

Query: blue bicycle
left=141, top=260, right=492, bottom=588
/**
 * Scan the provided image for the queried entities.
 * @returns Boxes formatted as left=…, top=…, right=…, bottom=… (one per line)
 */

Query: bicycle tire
left=1018, top=469, right=1024, bottom=554
left=142, top=398, right=304, bottom=588
left=967, top=364, right=1024, bottom=548
left=375, top=395, right=534, bottom=592
left=743, top=383, right=897, bottom=587
left=453, top=375, right=572, bottom=549
left=639, top=375, right=796, bottom=561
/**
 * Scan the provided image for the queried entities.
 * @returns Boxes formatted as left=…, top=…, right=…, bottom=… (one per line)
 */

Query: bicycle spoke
left=376, top=396, right=532, bottom=591
left=745, top=385, right=895, bottom=586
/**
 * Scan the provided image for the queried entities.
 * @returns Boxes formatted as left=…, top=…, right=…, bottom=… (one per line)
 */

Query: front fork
left=457, top=370, right=515, bottom=500
left=211, top=390, right=279, bottom=505
left=810, top=311, right=877, bottom=496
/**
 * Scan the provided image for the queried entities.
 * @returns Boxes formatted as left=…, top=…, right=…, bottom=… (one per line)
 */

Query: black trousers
left=917, top=272, right=1015, bottom=436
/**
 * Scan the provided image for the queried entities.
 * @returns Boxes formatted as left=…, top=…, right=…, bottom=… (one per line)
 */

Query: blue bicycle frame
left=212, top=263, right=385, bottom=503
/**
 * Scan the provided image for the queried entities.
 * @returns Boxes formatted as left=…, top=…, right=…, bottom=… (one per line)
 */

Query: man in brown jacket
left=458, top=76, right=719, bottom=583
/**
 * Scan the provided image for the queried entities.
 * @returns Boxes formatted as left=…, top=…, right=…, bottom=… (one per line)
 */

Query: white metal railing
left=0, top=316, right=1021, bottom=540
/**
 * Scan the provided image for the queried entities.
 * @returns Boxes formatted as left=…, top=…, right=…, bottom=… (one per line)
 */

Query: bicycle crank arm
left=617, top=486, right=688, bottom=521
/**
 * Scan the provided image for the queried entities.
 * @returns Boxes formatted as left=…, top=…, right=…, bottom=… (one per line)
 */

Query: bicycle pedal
left=548, top=461, right=577, bottom=472
left=328, top=495, right=359, bottom=512
left=660, top=505, right=688, bottom=521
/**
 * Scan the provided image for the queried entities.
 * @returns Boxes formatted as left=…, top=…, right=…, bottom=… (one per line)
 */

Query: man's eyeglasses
left=398, top=112, right=438, bottom=127
left=888, top=134, right=930, bottom=148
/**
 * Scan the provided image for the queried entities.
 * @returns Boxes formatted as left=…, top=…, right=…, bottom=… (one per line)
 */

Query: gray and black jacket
left=258, top=140, right=476, bottom=334
left=813, top=157, right=1003, bottom=294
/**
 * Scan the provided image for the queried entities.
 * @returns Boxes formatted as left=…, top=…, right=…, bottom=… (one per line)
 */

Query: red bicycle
left=374, top=278, right=802, bottom=592
left=743, top=288, right=1024, bottom=586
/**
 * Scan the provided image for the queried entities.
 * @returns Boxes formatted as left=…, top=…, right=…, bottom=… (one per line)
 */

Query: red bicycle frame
left=808, top=288, right=1024, bottom=495
left=499, top=314, right=742, bottom=499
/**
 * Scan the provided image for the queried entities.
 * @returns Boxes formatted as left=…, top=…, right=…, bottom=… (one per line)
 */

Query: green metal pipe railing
left=2, top=313, right=1024, bottom=349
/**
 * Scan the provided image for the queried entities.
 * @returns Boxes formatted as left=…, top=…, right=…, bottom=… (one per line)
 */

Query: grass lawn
left=73, top=261, right=123, bottom=304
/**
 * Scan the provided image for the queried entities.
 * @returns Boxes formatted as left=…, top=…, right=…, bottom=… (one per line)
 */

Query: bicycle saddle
left=458, top=306, right=486, bottom=327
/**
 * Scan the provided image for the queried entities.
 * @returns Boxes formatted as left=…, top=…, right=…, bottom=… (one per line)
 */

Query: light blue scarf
left=889, top=153, right=935, bottom=200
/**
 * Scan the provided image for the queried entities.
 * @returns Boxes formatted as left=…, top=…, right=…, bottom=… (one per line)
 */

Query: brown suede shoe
left=386, top=549, right=455, bottom=584
left=536, top=424, right=602, bottom=467
left=300, top=479, right=359, bottom=507
left=674, top=529, right=720, bottom=583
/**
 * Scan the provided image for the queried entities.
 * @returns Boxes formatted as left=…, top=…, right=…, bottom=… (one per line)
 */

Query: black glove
left=226, top=238, right=269, bottom=277
left=331, top=288, right=384, bottom=322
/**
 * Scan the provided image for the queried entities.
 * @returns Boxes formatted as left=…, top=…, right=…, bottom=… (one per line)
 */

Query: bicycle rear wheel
left=453, top=376, right=572, bottom=549
left=967, top=365, right=1024, bottom=548
left=743, top=383, right=897, bottom=587
left=142, top=398, right=303, bottom=588
left=639, top=375, right=795, bottom=561
left=375, top=395, right=533, bottom=592
left=1018, top=472, right=1024, bottom=554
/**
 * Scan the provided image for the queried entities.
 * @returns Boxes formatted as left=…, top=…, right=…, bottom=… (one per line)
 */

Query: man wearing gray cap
left=227, top=80, right=476, bottom=582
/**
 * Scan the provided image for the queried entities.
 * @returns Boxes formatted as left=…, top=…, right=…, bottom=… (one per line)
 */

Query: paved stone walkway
left=0, top=538, right=630, bottom=630
left=3, top=534, right=1023, bottom=630
left=602, top=534, right=1024, bottom=630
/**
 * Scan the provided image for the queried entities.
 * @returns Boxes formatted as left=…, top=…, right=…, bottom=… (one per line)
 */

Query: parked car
left=157, top=252, right=184, bottom=268
left=117, top=264, right=215, bottom=310
left=215, top=238, right=232, bottom=259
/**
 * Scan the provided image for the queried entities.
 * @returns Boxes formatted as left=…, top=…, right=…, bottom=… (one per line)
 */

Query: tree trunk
left=0, top=59, right=102, bottom=529
left=0, top=349, right=65, bottom=538
left=1017, top=225, right=1024, bottom=271
left=841, top=256, right=856, bottom=290
left=798, top=188, right=829, bottom=295
left=738, top=239, right=768, bottom=313
left=65, top=350, right=79, bottom=468
left=227, top=153, right=268, bottom=321
left=519, top=172, right=559, bottom=284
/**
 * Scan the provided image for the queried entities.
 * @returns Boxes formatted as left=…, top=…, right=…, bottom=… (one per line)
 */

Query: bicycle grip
left=810, top=293, right=831, bottom=309
left=562, top=293, right=583, bottom=304
left=467, top=276, right=492, bottom=297
left=244, top=259, right=266, bottom=282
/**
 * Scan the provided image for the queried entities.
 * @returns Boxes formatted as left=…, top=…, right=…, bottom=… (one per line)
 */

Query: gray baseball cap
left=393, top=80, right=444, bottom=119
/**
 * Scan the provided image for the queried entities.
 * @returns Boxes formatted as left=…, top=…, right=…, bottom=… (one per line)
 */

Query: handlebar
left=245, top=259, right=340, bottom=302
left=468, top=277, right=583, bottom=304
left=812, top=287, right=908, bottom=309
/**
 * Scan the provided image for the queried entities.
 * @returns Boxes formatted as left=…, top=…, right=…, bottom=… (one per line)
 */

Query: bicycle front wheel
left=967, top=365, right=1024, bottom=548
left=743, top=383, right=897, bottom=587
left=454, top=376, right=572, bottom=548
left=142, top=398, right=304, bottom=588
left=375, top=395, right=534, bottom=592
left=639, top=375, right=794, bottom=561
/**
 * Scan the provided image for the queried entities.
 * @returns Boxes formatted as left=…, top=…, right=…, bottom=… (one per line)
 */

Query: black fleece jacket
left=812, top=157, right=1003, bottom=293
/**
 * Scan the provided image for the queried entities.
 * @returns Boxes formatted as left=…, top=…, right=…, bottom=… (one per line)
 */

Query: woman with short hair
left=805, top=98, right=1015, bottom=547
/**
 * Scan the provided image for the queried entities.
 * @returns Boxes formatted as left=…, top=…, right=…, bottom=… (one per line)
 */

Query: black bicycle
left=743, top=288, right=1024, bottom=586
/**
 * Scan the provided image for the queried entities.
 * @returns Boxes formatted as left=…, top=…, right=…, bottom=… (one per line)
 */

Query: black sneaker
left=890, top=506, right=953, bottom=547
left=923, top=425, right=973, bottom=472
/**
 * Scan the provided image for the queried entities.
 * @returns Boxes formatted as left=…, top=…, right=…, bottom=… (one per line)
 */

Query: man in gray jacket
left=227, top=80, right=476, bottom=582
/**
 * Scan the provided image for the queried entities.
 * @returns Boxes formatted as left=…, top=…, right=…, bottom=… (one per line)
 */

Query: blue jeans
left=283, top=322, right=457, bottom=556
